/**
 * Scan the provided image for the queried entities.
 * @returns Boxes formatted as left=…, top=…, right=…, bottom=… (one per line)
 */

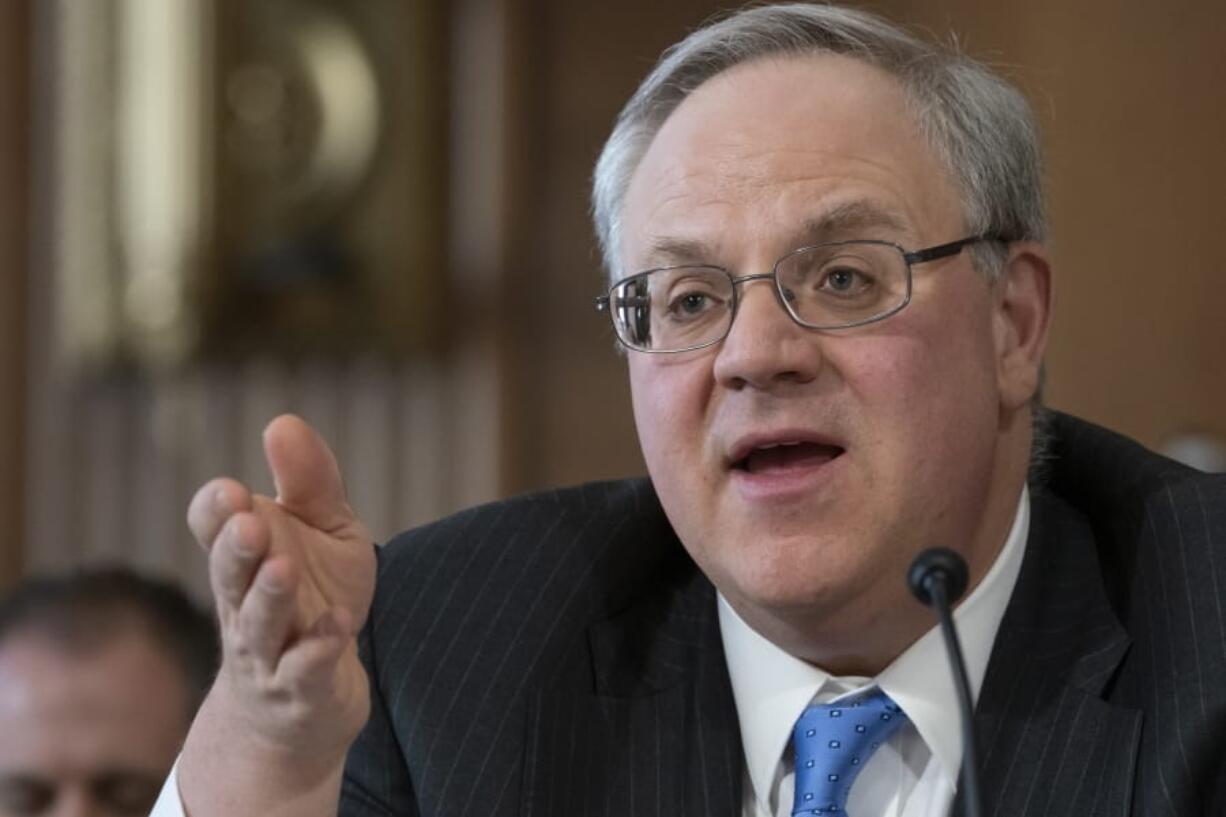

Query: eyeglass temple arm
left=904, top=234, right=1008, bottom=265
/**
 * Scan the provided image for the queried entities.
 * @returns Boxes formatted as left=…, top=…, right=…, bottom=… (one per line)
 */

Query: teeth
left=758, top=441, right=802, bottom=450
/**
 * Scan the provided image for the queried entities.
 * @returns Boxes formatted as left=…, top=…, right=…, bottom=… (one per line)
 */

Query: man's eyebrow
left=798, top=201, right=911, bottom=242
left=640, top=236, right=713, bottom=268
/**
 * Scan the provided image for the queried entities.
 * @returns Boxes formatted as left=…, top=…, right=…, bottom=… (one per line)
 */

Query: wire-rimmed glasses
left=595, top=235, right=998, bottom=353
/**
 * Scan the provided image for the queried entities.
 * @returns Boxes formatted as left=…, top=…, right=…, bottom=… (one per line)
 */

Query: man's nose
left=47, top=788, right=97, bottom=817
left=712, top=278, right=823, bottom=390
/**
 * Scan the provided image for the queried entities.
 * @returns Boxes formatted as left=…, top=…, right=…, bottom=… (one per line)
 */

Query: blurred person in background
left=0, top=568, right=216, bottom=817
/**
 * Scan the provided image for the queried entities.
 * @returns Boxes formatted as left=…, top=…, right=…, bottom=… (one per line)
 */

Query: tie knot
left=791, top=688, right=907, bottom=816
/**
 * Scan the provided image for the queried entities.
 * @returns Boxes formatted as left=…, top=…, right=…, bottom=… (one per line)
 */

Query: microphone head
left=907, top=547, right=970, bottom=607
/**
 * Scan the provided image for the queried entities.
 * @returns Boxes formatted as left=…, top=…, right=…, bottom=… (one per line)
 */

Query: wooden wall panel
left=1037, top=2, right=1226, bottom=449
left=0, top=0, right=30, bottom=589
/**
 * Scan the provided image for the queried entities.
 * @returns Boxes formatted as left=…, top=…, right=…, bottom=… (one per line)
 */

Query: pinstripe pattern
left=340, top=413, right=1225, bottom=816
left=967, top=413, right=1226, bottom=817
left=340, top=479, right=742, bottom=816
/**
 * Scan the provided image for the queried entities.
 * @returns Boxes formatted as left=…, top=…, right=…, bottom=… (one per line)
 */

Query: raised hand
left=177, top=415, right=377, bottom=817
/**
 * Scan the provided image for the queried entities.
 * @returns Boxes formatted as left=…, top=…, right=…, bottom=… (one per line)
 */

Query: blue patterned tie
left=790, top=688, right=907, bottom=816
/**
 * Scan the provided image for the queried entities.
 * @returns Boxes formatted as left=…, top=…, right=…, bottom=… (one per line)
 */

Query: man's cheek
left=633, top=373, right=696, bottom=436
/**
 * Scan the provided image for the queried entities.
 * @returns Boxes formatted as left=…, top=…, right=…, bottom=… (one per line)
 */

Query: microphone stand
left=908, top=548, right=984, bottom=817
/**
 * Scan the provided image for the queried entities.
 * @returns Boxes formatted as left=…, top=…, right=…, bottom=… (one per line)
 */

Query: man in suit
left=162, top=4, right=1226, bottom=816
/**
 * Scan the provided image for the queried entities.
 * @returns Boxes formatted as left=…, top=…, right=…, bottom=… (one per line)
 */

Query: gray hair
left=591, top=3, right=1047, bottom=282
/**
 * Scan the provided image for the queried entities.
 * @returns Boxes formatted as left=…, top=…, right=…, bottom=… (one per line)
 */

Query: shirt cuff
left=148, top=757, right=187, bottom=817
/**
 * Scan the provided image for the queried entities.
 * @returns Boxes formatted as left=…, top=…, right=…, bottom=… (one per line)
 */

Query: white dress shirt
left=149, top=761, right=181, bottom=817
left=151, top=488, right=1029, bottom=817
left=722, top=487, right=1030, bottom=817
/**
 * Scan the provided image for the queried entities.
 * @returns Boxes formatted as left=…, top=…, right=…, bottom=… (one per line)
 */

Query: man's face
left=0, top=633, right=192, bottom=817
left=620, top=54, right=1042, bottom=666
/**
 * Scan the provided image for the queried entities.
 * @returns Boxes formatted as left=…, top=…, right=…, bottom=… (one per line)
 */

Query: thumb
left=263, top=414, right=354, bottom=533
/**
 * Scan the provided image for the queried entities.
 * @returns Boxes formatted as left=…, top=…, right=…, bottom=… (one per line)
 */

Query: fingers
left=234, top=555, right=300, bottom=674
left=188, top=477, right=253, bottom=552
left=262, top=414, right=353, bottom=533
left=210, top=511, right=271, bottom=612
left=212, top=516, right=306, bottom=676
left=275, top=607, right=357, bottom=697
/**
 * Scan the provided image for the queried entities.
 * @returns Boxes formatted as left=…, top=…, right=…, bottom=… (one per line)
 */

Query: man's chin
left=712, top=541, right=899, bottom=614
left=721, top=567, right=862, bottom=621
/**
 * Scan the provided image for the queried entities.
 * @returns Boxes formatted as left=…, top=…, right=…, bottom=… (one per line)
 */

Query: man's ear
left=993, top=242, right=1053, bottom=411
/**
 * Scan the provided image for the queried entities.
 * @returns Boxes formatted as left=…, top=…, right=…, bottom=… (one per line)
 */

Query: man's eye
left=94, top=773, right=163, bottom=816
left=0, top=776, right=55, bottom=816
left=676, top=293, right=707, bottom=312
left=819, top=266, right=874, bottom=295
left=667, top=290, right=720, bottom=318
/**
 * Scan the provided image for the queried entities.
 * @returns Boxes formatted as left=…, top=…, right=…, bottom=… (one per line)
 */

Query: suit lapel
left=520, top=564, right=742, bottom=817
left=967, top=489, right=1142, bottom=817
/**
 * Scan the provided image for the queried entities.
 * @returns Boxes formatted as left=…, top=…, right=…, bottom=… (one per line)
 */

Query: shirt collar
left=719, top=486, right=1030, bottom=810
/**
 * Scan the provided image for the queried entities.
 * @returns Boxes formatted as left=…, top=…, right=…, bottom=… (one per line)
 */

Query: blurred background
left=0, top=0, right=1223, bottom=599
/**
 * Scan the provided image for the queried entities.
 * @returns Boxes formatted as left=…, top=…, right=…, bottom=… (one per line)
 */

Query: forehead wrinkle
left=641, top=141, right=924, bottom=233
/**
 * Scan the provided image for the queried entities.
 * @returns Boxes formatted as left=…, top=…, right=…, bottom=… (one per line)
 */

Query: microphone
left=908, top=548, right=983, bottom=817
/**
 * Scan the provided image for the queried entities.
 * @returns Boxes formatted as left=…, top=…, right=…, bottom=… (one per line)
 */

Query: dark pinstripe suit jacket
left=341, top=413, right=1226, bottom=816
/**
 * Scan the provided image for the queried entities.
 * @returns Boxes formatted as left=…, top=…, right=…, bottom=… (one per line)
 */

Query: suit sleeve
left=339, top=598, right=419, bottom=817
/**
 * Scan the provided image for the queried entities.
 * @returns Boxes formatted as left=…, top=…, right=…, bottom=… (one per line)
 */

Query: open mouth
left=733, top=441, right=845, bottom=474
